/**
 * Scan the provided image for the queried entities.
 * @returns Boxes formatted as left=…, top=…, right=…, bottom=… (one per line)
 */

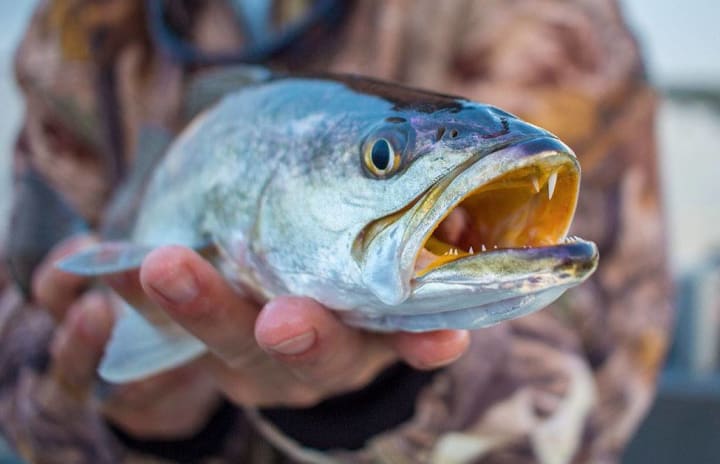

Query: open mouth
left=413, top=154, right=579, bottom=276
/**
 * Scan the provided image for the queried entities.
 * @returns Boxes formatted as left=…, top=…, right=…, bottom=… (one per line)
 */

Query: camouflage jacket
left=0, top=1, right=672, bottom=463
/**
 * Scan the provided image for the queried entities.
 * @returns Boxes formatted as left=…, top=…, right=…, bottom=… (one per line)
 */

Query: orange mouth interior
left=414, top=162, right=579, bottom=276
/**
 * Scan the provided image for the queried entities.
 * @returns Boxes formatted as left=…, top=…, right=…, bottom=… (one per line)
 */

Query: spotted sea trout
left=59, top=70, right=598, bottom=382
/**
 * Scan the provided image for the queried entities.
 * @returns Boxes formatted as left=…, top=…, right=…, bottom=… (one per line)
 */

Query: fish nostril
left=449, top=129, right=459, bottom=138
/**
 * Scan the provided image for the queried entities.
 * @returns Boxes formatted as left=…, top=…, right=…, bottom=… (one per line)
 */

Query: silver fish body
left=60, top=74, right=598, bottom=382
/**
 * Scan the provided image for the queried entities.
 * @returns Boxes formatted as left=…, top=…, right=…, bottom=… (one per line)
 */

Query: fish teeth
left=548, top=171, right=558, bottom=200
left=532, top=177, right=540, bottom=193
left=469, top=246, right=474, bottom=254
left=481, top=244, right=487, bottom=252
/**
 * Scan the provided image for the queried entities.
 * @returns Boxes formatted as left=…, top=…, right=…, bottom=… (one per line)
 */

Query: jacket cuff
left=246, top=328, right=510, bottom=463
left=258, top=363, right=437, bottom=450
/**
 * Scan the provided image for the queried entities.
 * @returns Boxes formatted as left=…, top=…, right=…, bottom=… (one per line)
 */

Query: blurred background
left=0, top=1, right=717, bottom=463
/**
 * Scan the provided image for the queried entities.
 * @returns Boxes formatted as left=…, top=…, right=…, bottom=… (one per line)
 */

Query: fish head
left=250, top=78, right=597, bottom=330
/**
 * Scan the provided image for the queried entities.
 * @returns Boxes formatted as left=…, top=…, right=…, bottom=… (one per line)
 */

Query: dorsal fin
left=101, top=126, right=174, bottom=239
left=183, top=65, right=273, bottom=120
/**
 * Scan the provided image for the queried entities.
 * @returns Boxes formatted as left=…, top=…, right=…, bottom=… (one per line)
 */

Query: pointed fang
left=548, top=171, right=558, bottom=200
left=481, top=244, right=487, bottom=252
left=532, top=177, right=540, bottom=193
left=469, top=246, right=474, bottom=254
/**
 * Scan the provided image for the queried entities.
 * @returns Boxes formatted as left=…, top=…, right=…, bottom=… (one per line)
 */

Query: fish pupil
left=371, top=139, right=392, bottom=170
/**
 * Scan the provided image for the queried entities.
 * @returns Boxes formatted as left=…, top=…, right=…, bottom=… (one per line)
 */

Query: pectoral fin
left=58, top=240, right=214, bottom=381
left=100, top=303, right=207, bottom=383
left=55, top=242, right=155, bottom=276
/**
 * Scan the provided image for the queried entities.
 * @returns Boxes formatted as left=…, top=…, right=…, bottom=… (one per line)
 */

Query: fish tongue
left=435, top=207, right=470, bottom=245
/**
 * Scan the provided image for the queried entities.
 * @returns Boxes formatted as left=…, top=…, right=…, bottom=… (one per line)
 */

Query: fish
left=58, top=69, right=599, bottom=383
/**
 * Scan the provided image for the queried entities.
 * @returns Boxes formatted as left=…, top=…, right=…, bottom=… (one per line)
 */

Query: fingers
left=136, top=245, right=468, bottom=409
left=49, top=291, right=114, bottom=396
left=139, top=246, right=263, bottom=366
left=391, top=329, right=470, bottom=370
left=254, top=296, right=395, bottom=392
left=32, top=234, right=98, bottom=320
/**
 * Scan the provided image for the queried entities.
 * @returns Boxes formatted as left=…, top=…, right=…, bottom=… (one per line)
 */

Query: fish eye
left=364, top=138, right=400, bottom=178
left=361, top=122, right=412, bottom=178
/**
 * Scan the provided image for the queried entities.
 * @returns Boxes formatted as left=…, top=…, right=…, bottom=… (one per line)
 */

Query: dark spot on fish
left=559, top=272, right=571, bottom=279
left=436, top=127, right=446, bottom=141
left=480, top=117, right=510, bottom=139
left=322, top=74, right=465, bottom=114
left=449, top=129, right=459, bottom=138
left=385, top=116, right=407, bottom=123
left=529, top=276, right=542, bottom=284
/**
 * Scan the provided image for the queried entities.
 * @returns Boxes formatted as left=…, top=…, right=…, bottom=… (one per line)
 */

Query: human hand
left=33, top=236, right=220, bottom=439
left=32, top=236, right=470, bottom=439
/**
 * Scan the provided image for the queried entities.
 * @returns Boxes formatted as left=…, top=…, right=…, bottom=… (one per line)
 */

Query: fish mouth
left=412, top=139, right=583, bottom=277
left=356, top=136, right=598, bottom=310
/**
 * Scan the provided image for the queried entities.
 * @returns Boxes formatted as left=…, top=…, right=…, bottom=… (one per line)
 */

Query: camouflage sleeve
left=0, top=2, right=253, bottom=463
left=0, top=2, right=137, bottom=462
left=245, top=1, right=671, bottom=462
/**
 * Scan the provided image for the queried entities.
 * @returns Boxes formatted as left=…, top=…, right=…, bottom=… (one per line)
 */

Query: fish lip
left=398, top=135, right=589, bottom=290
left=414, top=238, right=599, bottom=285
left=346, top=237, right=598, bottom=327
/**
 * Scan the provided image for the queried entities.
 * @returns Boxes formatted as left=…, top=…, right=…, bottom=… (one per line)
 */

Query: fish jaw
left=355, top=136, right=598, bottom=325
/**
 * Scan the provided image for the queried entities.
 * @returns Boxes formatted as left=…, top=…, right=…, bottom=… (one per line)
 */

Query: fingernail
left=149, top=267, right=198, bottom=305
left=268, top=330, right=316, bottom=356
